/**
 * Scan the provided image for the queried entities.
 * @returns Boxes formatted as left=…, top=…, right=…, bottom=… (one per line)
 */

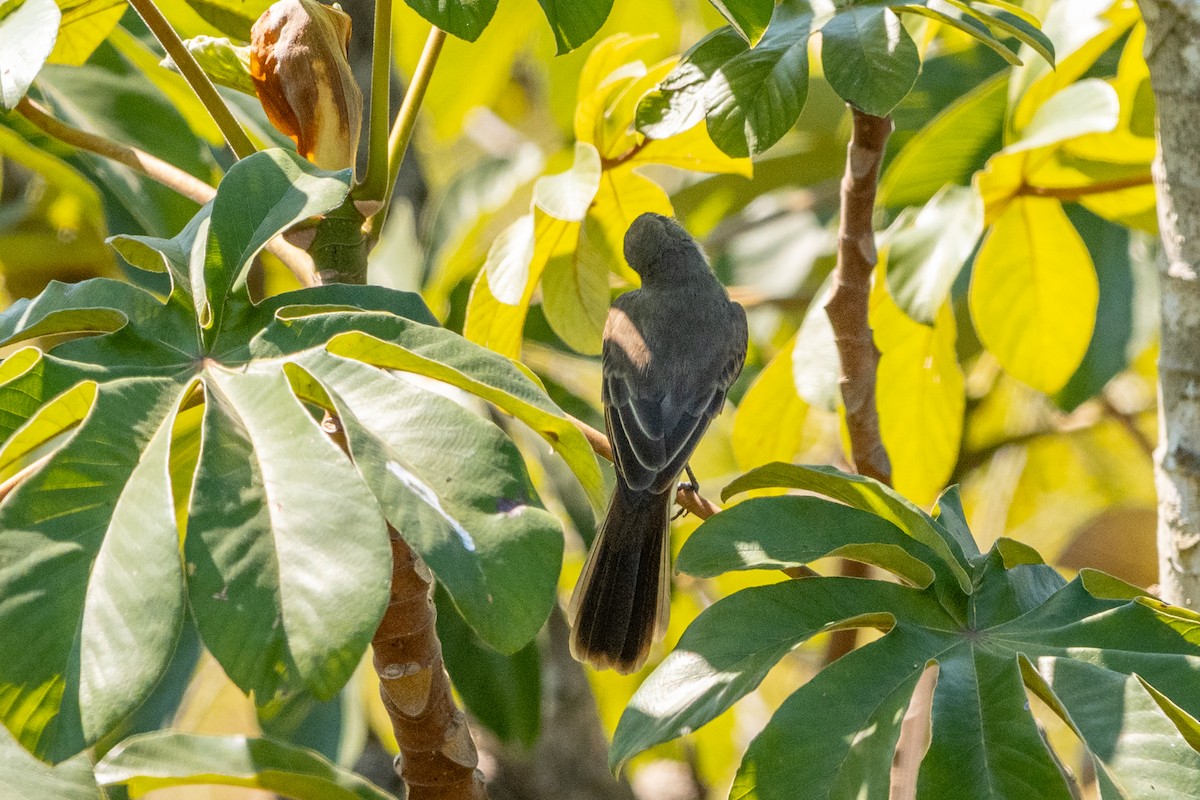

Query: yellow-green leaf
left=732, top=334, right=808, bottom=471
left=968, top=196, right=1098, bottom=393
left=541, top=214, right=609, bottom=355
left=48, top=0, right=125, bottom=65
left=872, top=283, right=964, bottom=507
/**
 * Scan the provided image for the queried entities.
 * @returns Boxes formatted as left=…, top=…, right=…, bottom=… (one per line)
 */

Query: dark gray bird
left=569, top=212, right=748, bottom=673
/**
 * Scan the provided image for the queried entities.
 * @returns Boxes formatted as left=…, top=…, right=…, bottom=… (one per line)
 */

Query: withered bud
left=250, top=0, right=362, bottom=172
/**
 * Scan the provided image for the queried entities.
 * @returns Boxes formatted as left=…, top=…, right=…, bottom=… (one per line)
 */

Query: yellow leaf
left=975, top=149, right=1028, bottom=224
left=633, top=119, right=753, bottom=177
left=1063, top=23, right=1155, bottom=166
left=732, top=334, right=809, bottom=471
left=872, top=280, right=964, bottom=507
left=1011, top=7, right=1137, bottom=134
left=464, top=211, right=574, bottom=357
left=48, top=0, right=125, bottom=66
left=968, top=197, right=1098, bottom=394
left=542, top=215, right=610, bottom=355
left=577, top=32, right=659, bottom=101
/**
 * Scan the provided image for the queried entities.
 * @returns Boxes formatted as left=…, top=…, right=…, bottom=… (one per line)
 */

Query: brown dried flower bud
left=249, top=0, right=362, bottom=172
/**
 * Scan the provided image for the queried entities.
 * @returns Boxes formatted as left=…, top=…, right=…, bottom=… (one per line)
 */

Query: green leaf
left=709, top=0, right=774, bottom=45
left=1026, top=658, right=1200, bottom=798
left=732, top=627, right=950, bottom=800
left=915, top=647, right=1074, bottom=798
left=610, top=579, right=952, bottom=769
left=879, top=72, right=1007, bottom=209
left=790, top=280, right=839, bottom=412
left=677, top=496, right=937, bottom=588
left=302, top=356, right=563, bottom=655
left=0, top=165, right=586, bottom=763
left=893, top=0, right=1021, bottom=66
left=94, top=731, right=400, bottom=800
left=819, top=6, right=919, bottom=117
left=168, top=35, right=256, bottom=95
left=204, top=150, right=352, bottom=336
left=623, top=485, right=1200, bottom=797
left=534, top=141, right=601, bottom=222
left=403, top=0, right=498, bottom=42
left=323, top=328, right=606, bottom=512
left=185, top=367, right=390, bottom=701
left=535, top=0, right=613, bottom=55
left=958, top=0, right=1055, bottom=66
left=0, top=0, right=60, bottom=110
left=436, top=586, right=540, bottom=747
left=0, top=379, right=186, bottom=761
left=884, top=186, right=983, bottom=324
left=723, top=463, right=973, bottom=592
left=636, top=27, right=748, bottom=140
left=704, top=2, right=812, bottom=157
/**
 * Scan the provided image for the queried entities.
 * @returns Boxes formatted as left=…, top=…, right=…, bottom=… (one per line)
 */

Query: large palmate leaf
left=612, top=465, right=1200, bottom=798
left=0, top=149, right=601, bottom=763
left=637, top=0, right=1053, bottom=156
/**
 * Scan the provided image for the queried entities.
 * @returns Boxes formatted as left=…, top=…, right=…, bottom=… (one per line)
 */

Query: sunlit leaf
left=704, top=1, right=812, bottom=157
left=48, top=0, right=124, bottom=66
left=969, top=196, right=1098, bottom=394
left=883, top=185, right=983, bottom=324
left=0, top=0, right=59, bottom=110
left=731, top=335, right=808, bottom=470
left=872, top=291, right=964, bottom=508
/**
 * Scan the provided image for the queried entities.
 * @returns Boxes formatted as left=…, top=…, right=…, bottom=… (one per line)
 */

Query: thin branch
left=364, top=26, right=447, bottom=243
left=567, top=414, right=723, bottom=520
left=1017, top=173, right=1153, bottom=201
left=17, top=98, right=317, bottom=286
left=1099, top=391, right=1157, bottom=457
left=124, top=0, right=256, bottom=159
left=355, top=0, right=394, bottom=201
left=18, top=97, right=215, bottom=204
left=825, top=109, right=893, bottom=485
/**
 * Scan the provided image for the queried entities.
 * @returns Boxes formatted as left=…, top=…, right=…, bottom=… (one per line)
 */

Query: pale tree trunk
left=1139, top=0, right=1200, bottom=608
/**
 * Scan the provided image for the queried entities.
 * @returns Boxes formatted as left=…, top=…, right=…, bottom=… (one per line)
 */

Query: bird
left=569, top=212, right=748, bottom=673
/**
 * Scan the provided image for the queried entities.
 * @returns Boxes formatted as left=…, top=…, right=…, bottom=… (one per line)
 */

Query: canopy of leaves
left=612, top=464, right=1200, bottom=798
left=0, top=149, right=602, bottom=763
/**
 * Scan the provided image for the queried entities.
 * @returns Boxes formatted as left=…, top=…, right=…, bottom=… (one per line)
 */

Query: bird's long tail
left=569, top=483, right=672, bottom=673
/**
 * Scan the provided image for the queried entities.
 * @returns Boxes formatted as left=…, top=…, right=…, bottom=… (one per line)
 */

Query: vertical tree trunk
left=1139, top=0, right=1200, bottom=608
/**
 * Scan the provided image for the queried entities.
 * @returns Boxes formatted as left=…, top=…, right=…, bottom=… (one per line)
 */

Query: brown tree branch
left=16, top=97, right=318, bottom=287
left=1017, top=173, right=1153, bottom=201
left=826, top=109, right=893, bottom=486
left=373, top=527, right=488, bottom=800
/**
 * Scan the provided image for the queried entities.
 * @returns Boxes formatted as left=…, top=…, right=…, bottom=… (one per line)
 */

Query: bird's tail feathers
left=569, top=484, right=672, bottom=674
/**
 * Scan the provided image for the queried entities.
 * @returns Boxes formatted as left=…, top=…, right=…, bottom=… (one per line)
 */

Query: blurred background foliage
left=0, top=0, right=1159, bottom=796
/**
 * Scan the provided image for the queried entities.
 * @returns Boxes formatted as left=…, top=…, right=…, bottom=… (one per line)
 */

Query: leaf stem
left=1017, top=173, right=1153, bottom=201
left=363, top=25, right=447, bottom=243
left=125, top=0, right=256, bottom=160
left=354, top=0, right=394, bottom=201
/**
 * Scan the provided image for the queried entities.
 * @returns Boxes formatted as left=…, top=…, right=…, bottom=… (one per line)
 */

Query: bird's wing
left=604, top=303, right=749, bottom=495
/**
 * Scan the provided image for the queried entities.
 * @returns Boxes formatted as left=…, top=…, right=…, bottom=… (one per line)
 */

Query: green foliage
left=0, top=0, right=60, bottom=110
left=637, top=0, right=1054, bottom=157
left=0, top=149, right=600, bottom=762
left=612, top=466, right=1200, bottom=797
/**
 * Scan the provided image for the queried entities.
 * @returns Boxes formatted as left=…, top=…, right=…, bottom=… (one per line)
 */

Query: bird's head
left=623, top=213, right=703, bottom=280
